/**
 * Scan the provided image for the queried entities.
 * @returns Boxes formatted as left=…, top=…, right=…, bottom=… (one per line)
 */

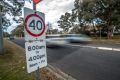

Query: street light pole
left=100, top=27, right=101, bottom=40
left=0, top=5, right=4, bottom=54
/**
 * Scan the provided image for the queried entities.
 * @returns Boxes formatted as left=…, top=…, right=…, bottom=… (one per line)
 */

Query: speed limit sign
left=24, top=7, right=47, bottom=73
left=24, top=7, right=46, bottom=41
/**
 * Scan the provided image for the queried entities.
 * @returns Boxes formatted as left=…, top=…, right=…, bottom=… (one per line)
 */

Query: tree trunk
left=92, top=21, right=97, bottom=38
left=0, top=10, right=4, bottom=54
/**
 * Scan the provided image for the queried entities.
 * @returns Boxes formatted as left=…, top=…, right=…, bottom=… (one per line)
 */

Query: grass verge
left=0, top=40, right=59, bottom=80
left=91, top=36, right=120, bottom=44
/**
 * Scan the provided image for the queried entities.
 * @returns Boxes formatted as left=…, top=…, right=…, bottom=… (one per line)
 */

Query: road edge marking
left=67, top=44, right=120, bottom=52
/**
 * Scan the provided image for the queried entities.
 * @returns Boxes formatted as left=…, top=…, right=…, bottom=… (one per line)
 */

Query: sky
left=7, top=0, right=75, bottom=33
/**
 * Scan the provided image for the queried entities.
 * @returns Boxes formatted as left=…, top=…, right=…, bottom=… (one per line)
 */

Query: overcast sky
left=7, top=0, right=74, bottom=33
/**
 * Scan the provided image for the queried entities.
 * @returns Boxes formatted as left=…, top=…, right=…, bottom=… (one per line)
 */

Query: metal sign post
left=33, top=3, right=36, bottom=10
left=35, top=67, right=40, bottom=80
left=32, top=3, right=41, bottom=80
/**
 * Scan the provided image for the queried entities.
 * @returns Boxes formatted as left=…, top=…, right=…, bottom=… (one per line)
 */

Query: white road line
left=82, top=46, right=97, bottom=49
left=112, top=49, right=120, bottom=51
left=67, top=44, right=120, bottom=52
left=97, top=47, right=113, bottom=50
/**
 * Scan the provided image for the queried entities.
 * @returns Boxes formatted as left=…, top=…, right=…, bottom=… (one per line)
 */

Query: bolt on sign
left=24, top=7, right=47, bottom=73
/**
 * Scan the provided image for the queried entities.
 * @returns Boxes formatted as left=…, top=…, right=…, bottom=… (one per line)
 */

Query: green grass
left=0, top=40, right=59, bottom=80
left=91, top=35, right=120, bottom=43
left=0, top=40, right=34, bottom=80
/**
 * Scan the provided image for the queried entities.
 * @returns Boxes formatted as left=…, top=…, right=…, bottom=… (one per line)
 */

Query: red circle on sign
left=24, top=14, right=46, bottom=37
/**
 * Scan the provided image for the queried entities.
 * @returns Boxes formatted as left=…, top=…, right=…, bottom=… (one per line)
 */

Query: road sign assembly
left=24, top=7, right=47, bottom=73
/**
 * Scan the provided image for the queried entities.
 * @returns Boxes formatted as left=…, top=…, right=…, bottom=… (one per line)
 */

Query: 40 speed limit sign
left=24, top=7, right=46, bottom=41
left=24, top=7, right=47, bottom=73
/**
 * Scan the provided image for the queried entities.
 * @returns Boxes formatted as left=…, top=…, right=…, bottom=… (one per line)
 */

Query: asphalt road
left=11, top=38, right=120, bottom=80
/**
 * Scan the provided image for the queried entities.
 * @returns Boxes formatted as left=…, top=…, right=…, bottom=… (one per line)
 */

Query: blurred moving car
left=64, top=34, right=92, bottom=43
left=46, top=34, right=92, bottom=47
left=9, top=36, right=14, bottom=40
left=46, top=34, right=67, bottom=47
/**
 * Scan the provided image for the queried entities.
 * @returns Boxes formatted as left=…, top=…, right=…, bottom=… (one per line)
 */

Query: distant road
left=11, top=38, right=120, bottom=80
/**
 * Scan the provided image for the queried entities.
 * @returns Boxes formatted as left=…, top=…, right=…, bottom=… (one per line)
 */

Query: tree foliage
left=58, top=0, right=120, bottom=36
left=3, top=32, right=10, bottom=37
left=57, top=12, right=73, bottom=33
left=0, top=0, right=24, bottom=28
left=46, top=22, right=59, bottom=34
left=11, top=24, right=24, bottom=37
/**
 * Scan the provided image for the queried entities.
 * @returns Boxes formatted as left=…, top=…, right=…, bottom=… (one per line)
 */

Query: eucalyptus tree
left=57, top=12, right=71, bottom=33
left=72, top=0, right=120, bottom=36
left=92, top=0, right=120, bottom=37
left=11, top=24, right=24, bottom=37
left=0, top=0, right=24, bottom=53
left=0, top=0, right=24, bottom=26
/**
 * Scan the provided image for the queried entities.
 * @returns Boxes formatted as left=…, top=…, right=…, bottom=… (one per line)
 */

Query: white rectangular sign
left=25, top=41, right=47, bottom=73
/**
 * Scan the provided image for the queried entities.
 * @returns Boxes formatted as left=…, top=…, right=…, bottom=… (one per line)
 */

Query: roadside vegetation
left=0, top=40, right=59, bottom=80
left=0, top=40, right=34, bottom=80
left=57, top=0, right=120, bottom=39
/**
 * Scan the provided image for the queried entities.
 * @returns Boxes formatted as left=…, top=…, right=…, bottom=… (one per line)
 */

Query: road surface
left=11, top=38, right=120, bottom=80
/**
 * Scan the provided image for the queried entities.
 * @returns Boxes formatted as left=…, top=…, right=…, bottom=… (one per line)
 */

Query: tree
left=95, top=0, right=120, bottom=38
left=49, top=29, right=59, bottom=34
left=71, top=0, right=120, bottom=37
left=0, top=0, right=24, bottom=53
left=46, top=22, right=59, bottom=34
left=57, top=0, right=120, bottom=36
left=46, top=22, right=52, bottom=34
left=11, top=24, right=24, bottom=37
left=69, top=24, right=81, bottom=34
left=0, top=0, right=24, bottom=28
left=3, top=32, right=10, bottom=37
left=57, top=12, right=72, bottom=33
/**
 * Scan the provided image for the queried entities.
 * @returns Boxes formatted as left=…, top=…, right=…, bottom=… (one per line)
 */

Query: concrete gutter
left=47, top=64, right=76, bottom=80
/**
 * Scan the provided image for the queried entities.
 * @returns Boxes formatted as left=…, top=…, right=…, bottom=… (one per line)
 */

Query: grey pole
left=0, top=6, right=3, bottom=54
left=100, top=28, right=101, bottom=40
left=33, top=2, right=41, bottom=80
left=33, top=3, right=36, bottom=11
left=35, top=67, right=41, bottom=80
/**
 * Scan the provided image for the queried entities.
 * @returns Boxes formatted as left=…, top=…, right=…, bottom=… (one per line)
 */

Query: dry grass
left=91, top=35, right=120, bottom=43
left=0, top=40, right=59, bottom=80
